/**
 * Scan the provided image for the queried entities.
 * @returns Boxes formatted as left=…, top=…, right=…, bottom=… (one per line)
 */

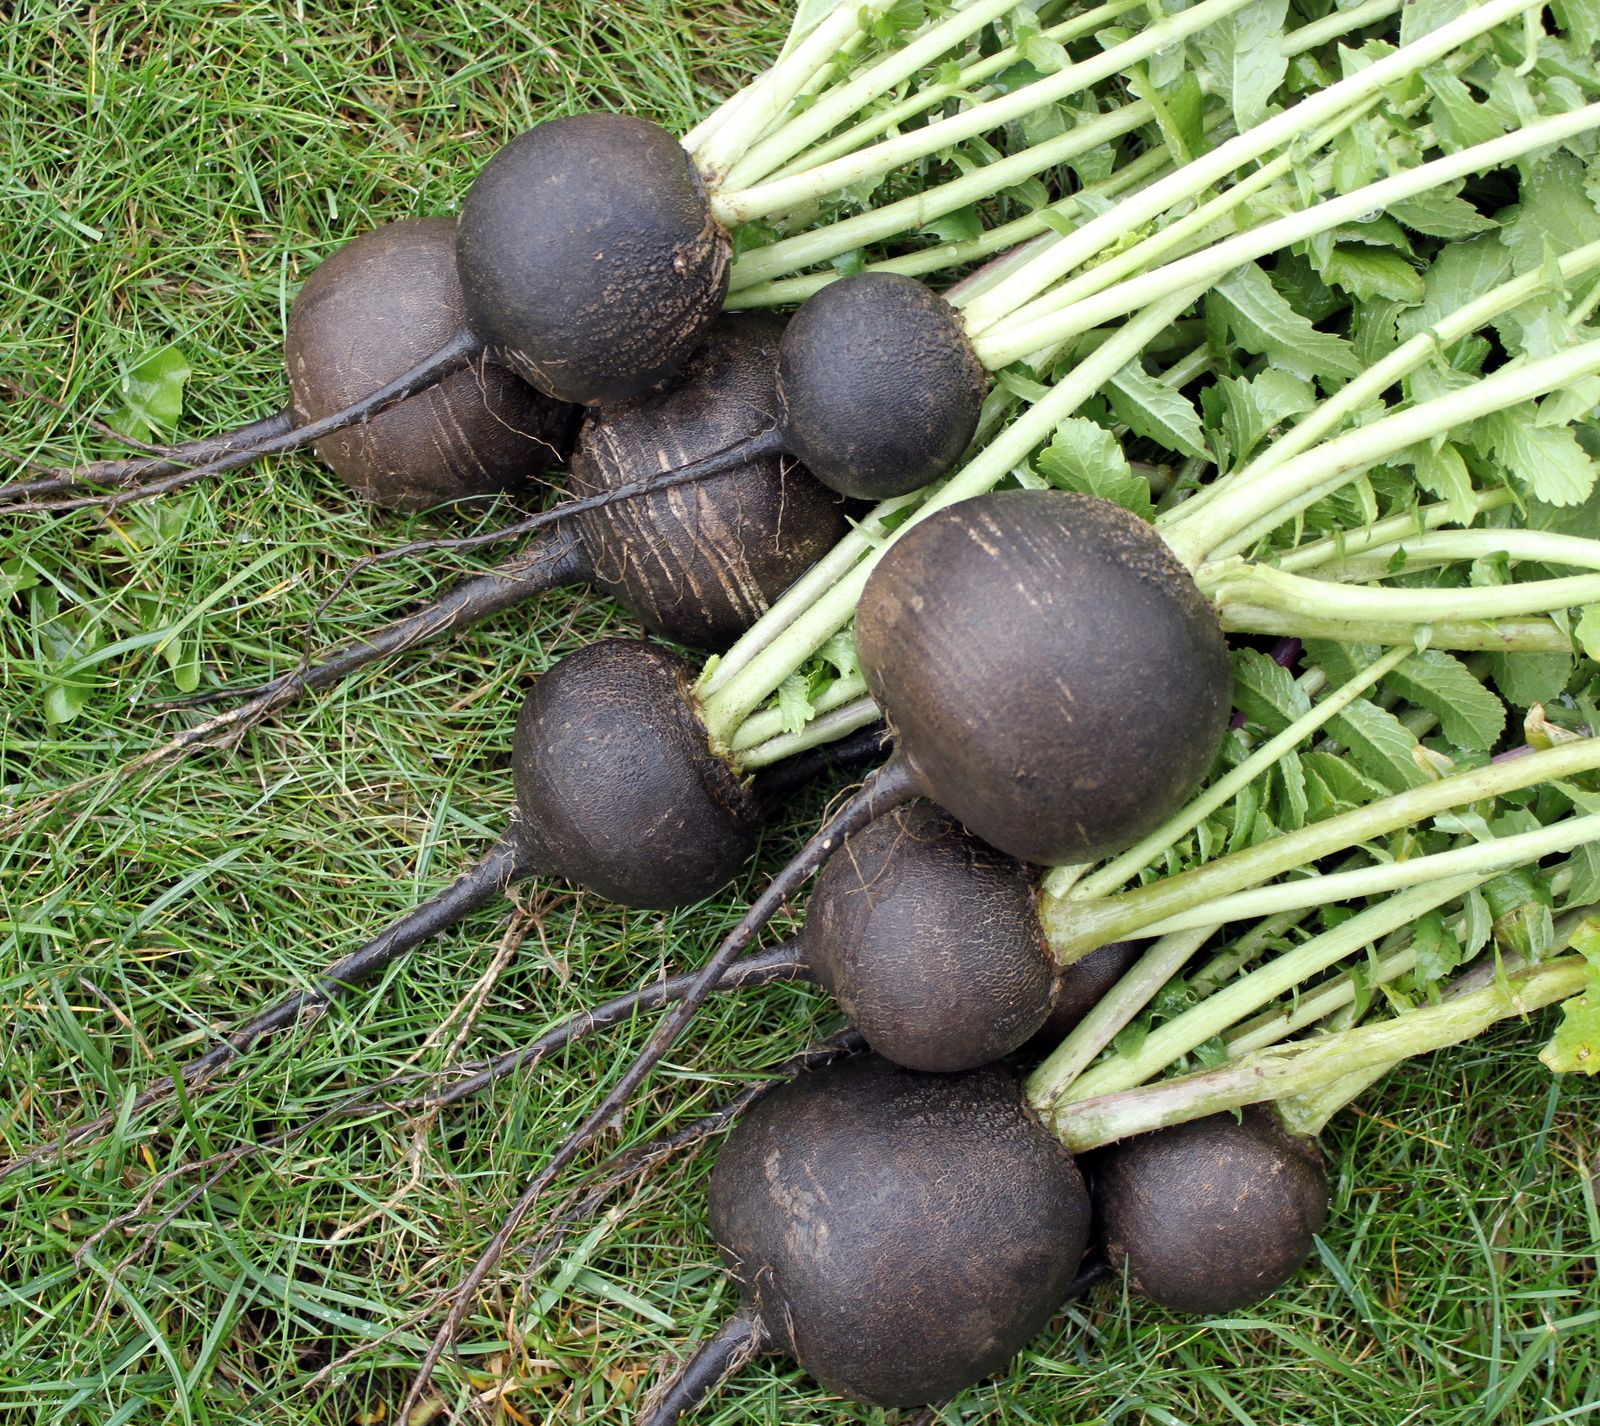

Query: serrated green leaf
left=1539, top=981, right=1600, bottom=1074
left=1552, top=0, right=1600, bottom=49
left=1574, top=606, right=1600, bottom=662
left=1398, top=236, right=1513, bottom=343
left=819, top=629, right=858, bottom=682
left=1128, top=66, right=1205, bottom=166
left=1317, top=246, right=1425, bottom=305
left=1106, top=360, right=1210, bottom=461
left=108, top=343, right=190, bottom=443
left=1488, top=652, right=1574, bottom=708
left=1426, top=66, right=1505, bottom=153
left=1404, top=441, right=1478, bottom=527
left=1232, top=647, right=1311, bottom=733
left=1327, top=696, right=1430, bottom=791
left=1502, top=151, right=1600, bottom=273
left=1214, top=368, right=1316, bottom=469
left=925, top=205, right=982, bottom=244
left=1035, top=418, right=1152, bottom=520
left=1482, top=407, right=1598, bottom=507
left=1301, top=749, right=1392, bottom=811
left=1388, top=188, right=1496, bottom=240
left=1388, top=649, right=1506, bottom=751
left=1212, top=263, right=1359, bottom=383
left=1192, top=0, right=1289, bottom=132
left=776, top=673, right=814, bottom=736
left=1275, top=747, right=1308, bottom=832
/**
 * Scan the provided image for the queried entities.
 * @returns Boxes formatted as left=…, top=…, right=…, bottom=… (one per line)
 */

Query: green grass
left=2, top=3, right=1598, bottom=1424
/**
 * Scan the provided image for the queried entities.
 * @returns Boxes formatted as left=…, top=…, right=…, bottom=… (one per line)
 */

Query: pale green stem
left=1067, top=645, right=1412, bottom=905
left=729, top=671, right=871, bottom=753
left=1133, top=815, right=1600, bottom=940
left=728, top=123, right=1192, bottom=306
left=1039, top=876, right=1481, bottom=1108
left=1029, top=926, right=1217, bottom=1105
left=1223, top=942, right=1421, bottom=1056
left=691, top=2, right=894, bottom=184
left=1167, top=334, right=1600, bottom=568
left=1301, top=528, right=1600, bottom=585
left=1191, top=905, right=1320, bottom=994
left=696, top=289, right=1204, bottom=746
left=1213, top=609, right=1572, bottom=653
left=960, top=0, right=1536, bottom=333
left=978, top=104, right=1600, bottom=371
left=1165, top=246, right=1600, bottom=535
left=1273, top=491, right=1516, bottom=575
left=758, top=0, right=1148, bottom=183
left=736, top=696, right=883, bottom=770
left=709, top=0, right=1260, bottom=227
left=722, top=0, right=1030, bottom=193
left=1040, top=738, right=1600, bottom=960
left=730, top=101, right=1153, bottom=290
left=1207, top=562, right=1600, bottom=631
left=1036, top=957, right=1588, bottom=1147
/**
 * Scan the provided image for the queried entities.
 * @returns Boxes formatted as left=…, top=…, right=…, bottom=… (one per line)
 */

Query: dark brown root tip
left=638, top=1312, right=769, bottom=1426
left=0, top=836, right=530, bottom=1183
left=0, top=410, right=296, bottom=506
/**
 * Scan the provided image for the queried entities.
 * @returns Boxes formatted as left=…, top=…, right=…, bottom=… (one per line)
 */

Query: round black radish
left=285, top=217, right=577, bottom=511
left=777, top=272, right=987, bottom=500
left=803, top=802, right=1055, bottom=1071
left=456, top=115, right=730, bottom=407
left=856, top=490, right=1232, bottom=866
left=569, top=315, right=846, bottom=649
left=710, top=1053, right=1091, bottom=1407
left=1090, top=1106, right=1330, bottom=1314
left=512, top=638, right=760, bottom=907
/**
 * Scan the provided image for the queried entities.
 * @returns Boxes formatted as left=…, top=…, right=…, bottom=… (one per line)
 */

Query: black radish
left=696, top=1054, right=1091, bottom=1410
left=624, top=272, right=989, bottom=501
left=456, top=114, right=730, bottom=406
left=172, top=315, right=845, bottom=711
left=1088, top=1106, right=1330, bottom=1314
left=3, top=218, right=578, bottom=511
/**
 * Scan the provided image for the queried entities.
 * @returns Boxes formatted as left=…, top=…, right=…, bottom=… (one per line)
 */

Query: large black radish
left=3, top=218, right=578, bottom=510
left=1088, top=1106, right=1330, bottom=1314
left=642, top=1053, right=1093, bottom=1417
left=170, top=315, right=845, bottom=711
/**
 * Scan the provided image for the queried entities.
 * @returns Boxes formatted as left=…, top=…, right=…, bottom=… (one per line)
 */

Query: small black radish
left=554, top=271, right=990, bottom=505
left=1088, top=1106, right=1330, bottom=1314
left=646, top=1053, right=1092, bottom=1416
left=3, top=218, right=577, bottom=511
left=172, top=316, right=845, bottom=711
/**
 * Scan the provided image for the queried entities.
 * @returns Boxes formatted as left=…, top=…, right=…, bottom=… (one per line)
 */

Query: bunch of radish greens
left=4, top=0, right=1600, bottom=1422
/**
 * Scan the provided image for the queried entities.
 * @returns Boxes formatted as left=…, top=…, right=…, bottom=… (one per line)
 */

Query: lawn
left=2, top=2, right=1597, bottom=1424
